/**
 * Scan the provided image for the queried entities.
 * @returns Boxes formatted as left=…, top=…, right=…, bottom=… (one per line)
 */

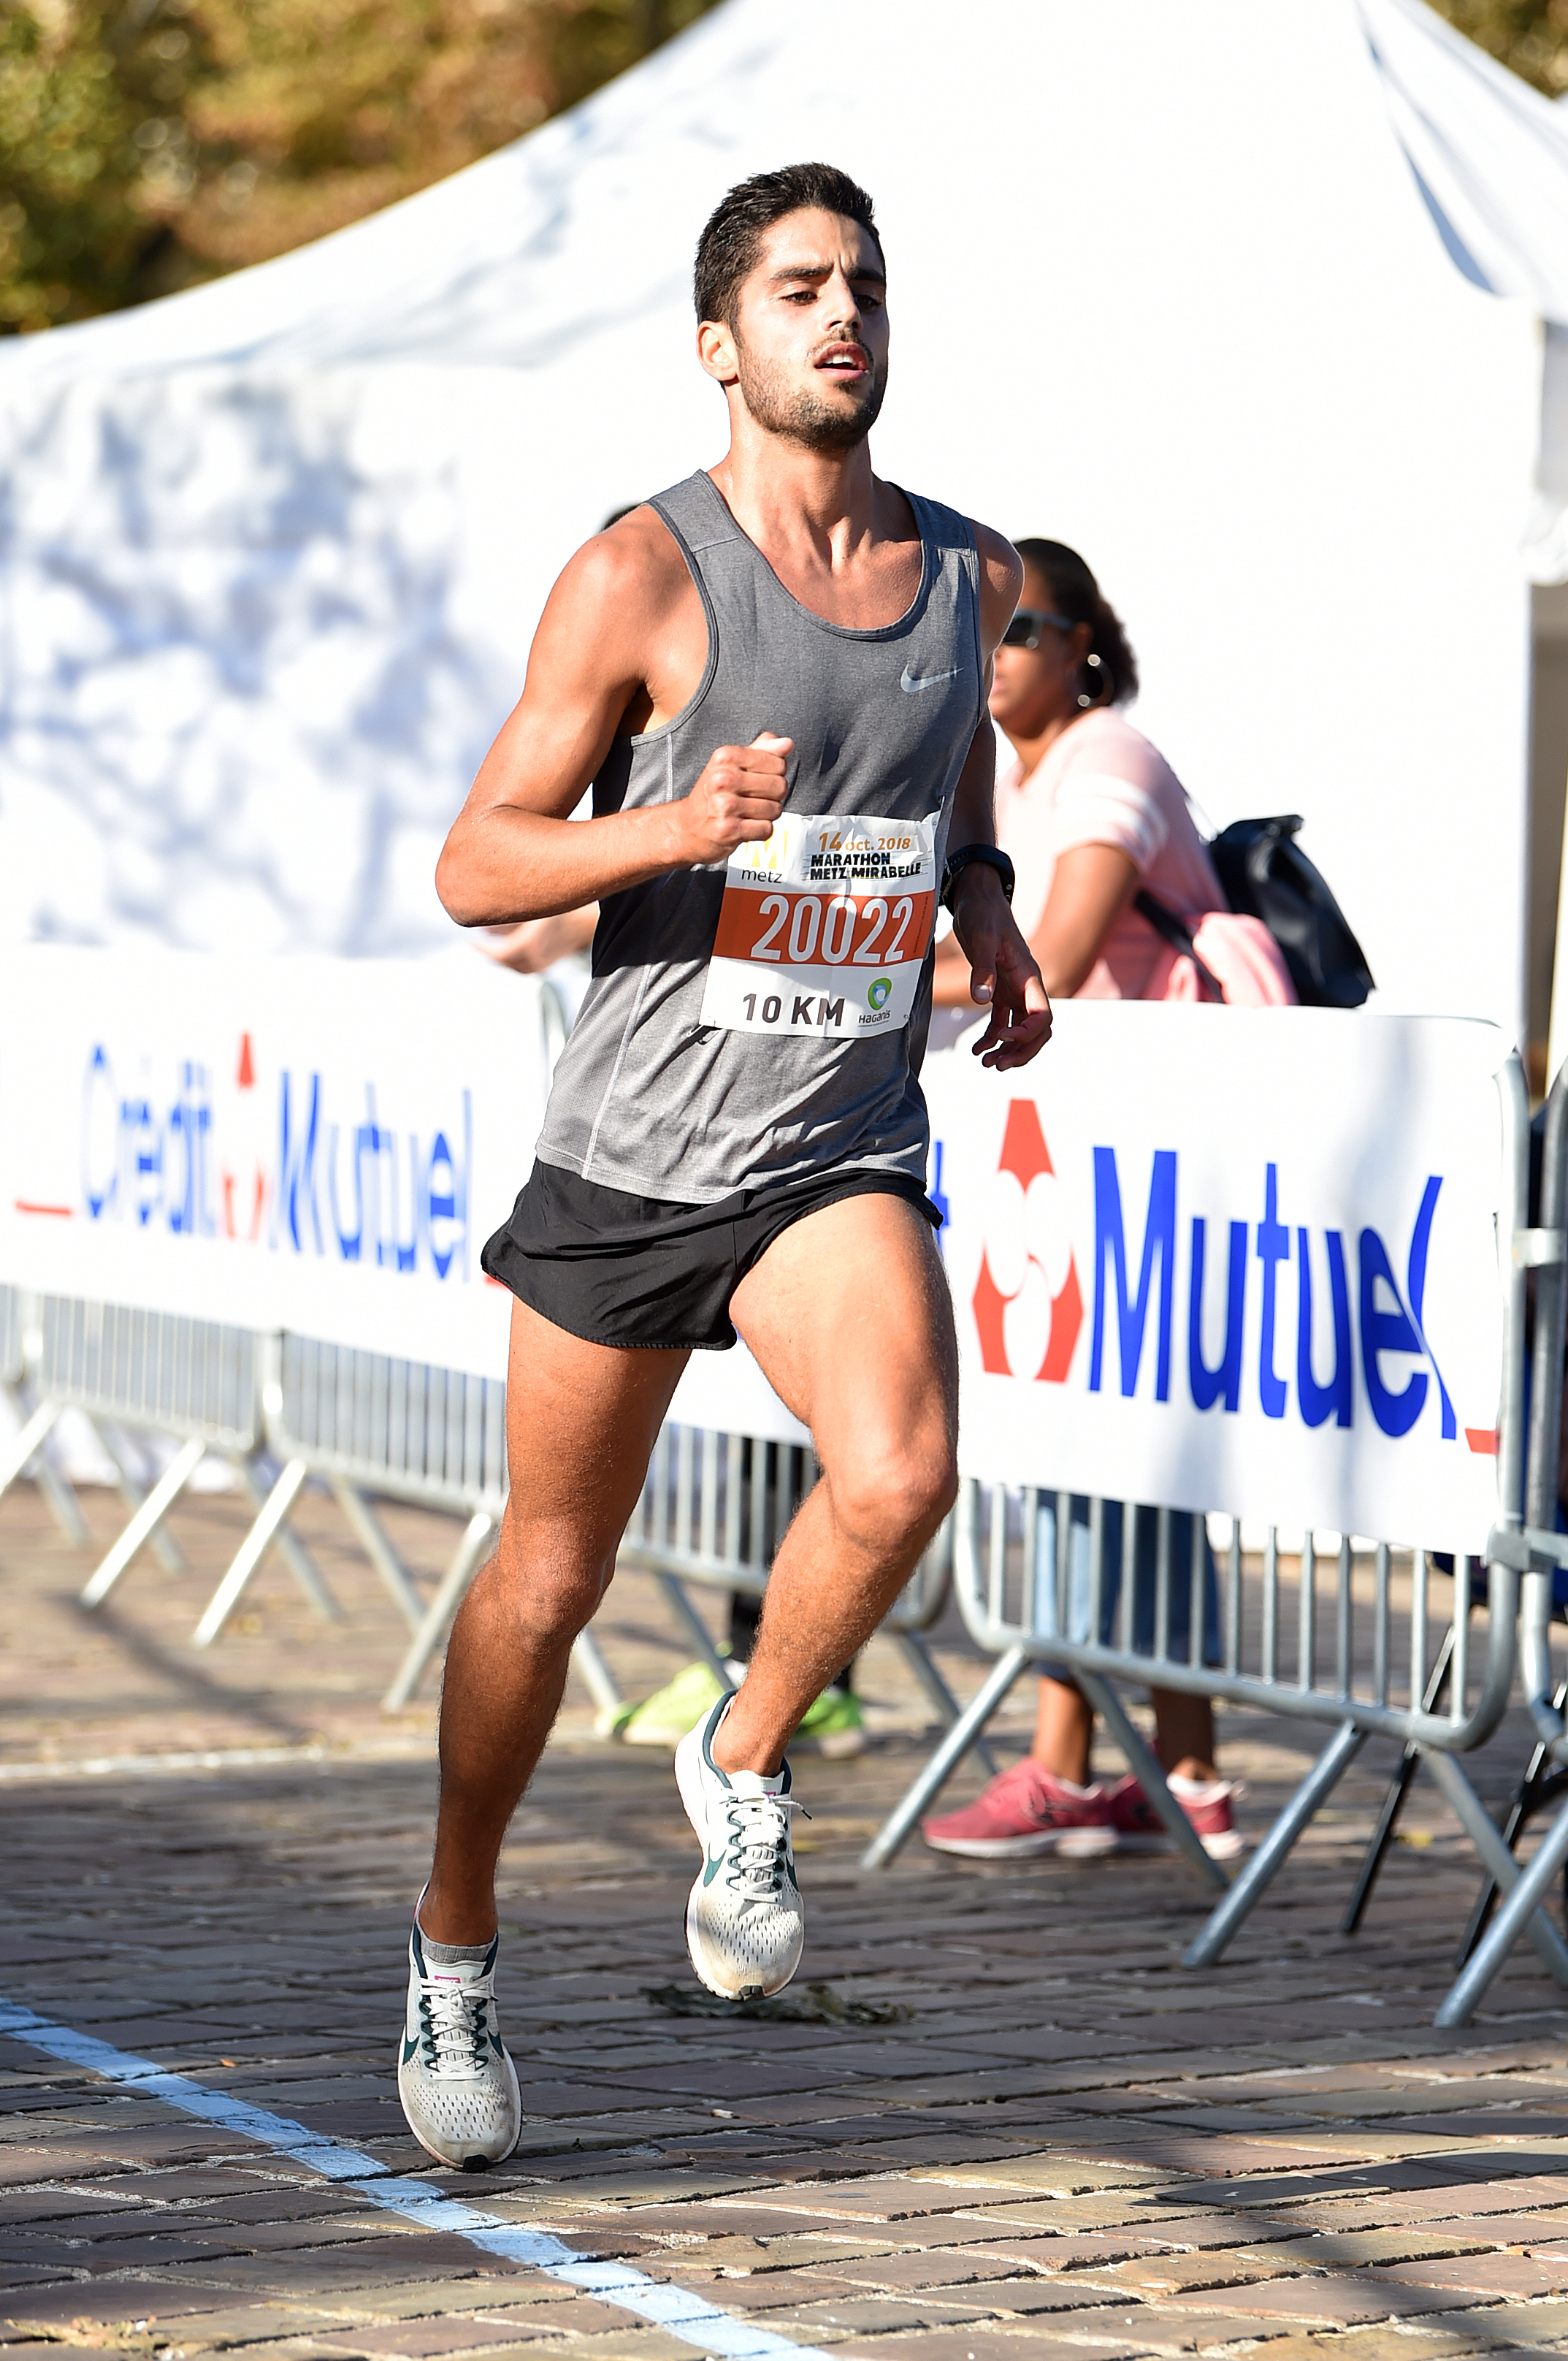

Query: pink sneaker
left=1105, top=1771, right=1246, bottom=1861
left=922, top=1760, right=1117, bottom=1859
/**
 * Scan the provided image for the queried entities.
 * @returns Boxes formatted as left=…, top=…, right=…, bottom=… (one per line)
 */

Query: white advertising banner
left=926, top=1002, right=1509, bottom=1555
left=0, top=947, right=806, bottom=1444
left=0, top=955, right=1510, bottom=1542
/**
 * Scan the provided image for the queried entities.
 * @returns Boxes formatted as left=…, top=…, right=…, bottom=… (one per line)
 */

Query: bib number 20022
left=699, top=812, right=939, bottom=1040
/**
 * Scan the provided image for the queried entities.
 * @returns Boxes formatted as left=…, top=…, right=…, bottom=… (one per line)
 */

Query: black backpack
left=1206, top=815, right=1374, bottom=1010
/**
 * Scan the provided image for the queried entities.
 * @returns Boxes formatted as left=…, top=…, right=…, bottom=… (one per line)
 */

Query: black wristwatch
left=941, top=843, right=1015, bottom=914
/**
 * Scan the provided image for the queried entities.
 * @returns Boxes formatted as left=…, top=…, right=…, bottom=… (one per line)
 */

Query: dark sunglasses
left=1001, top=606, right=1079, bottom=651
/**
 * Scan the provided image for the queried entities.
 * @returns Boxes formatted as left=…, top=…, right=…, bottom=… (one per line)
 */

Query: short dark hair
left=694, top=163, right=882, bottom=329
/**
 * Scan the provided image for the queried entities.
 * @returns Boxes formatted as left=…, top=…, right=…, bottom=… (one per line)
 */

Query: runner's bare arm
left=436, top=509, right=790, bottom=926
left=944, top=525, right=1053, bottom=1072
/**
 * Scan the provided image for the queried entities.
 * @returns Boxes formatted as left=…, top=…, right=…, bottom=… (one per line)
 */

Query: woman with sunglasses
left=924, top=538, right=1244, bottom=1866
left=932, top=538, right=1229, bottom=1012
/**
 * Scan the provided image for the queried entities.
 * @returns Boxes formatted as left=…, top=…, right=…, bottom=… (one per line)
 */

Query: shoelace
left=722, top=1791, right=808, bottom=1900
left=416, top=1972, right=497, bottom=2078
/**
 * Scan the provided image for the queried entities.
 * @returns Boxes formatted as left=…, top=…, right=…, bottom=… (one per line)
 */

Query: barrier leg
left=1078, top=1668, right=1227, bottom=1894
left=81, top=1435, right=206, bottom=1609
left=570, top=1625, right=624, bottom=1720
left=891, top=1630, right=999, bottom=1779
left=1422, top=1747, right=1568, bottom=1986
left=0, top=1397, right=64, bottom=1508
left=1438, top=1793, right=1568, bottom=2026
left=1342, top=1630, right=1455, bottom=1936
left=193, top=1458, right=310, bottom=1647
left=1342, top=1748, right=1424, bottom=1935
left=383, top=1511, right=496, bottom=1713
left=89, top=1420, right=186, bottom=1575
left=1454, top=1676, right=1568, bottom=1967
left=860, top=1644, right=1031, bottom=1870
left=328, top=1479, right=425, bottom=1634
left=1185, top=1720, right=1366, bottom=1967
left=234, top=1457, right=338, bottom=1622
left=32, top=1443, right=89, bottom=1547
left=2, top=1386, right=89, bottom=1546
left=654, top=1573, right=737, bottom=1688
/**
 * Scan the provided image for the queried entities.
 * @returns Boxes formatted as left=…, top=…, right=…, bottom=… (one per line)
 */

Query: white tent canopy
left=0, top=0, right=1562, bottom=1031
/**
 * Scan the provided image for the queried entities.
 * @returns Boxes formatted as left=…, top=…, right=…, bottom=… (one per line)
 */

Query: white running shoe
left=675, top=1698, right=805, bottom=2000
left=397, top=1914, right=521, bottom=2170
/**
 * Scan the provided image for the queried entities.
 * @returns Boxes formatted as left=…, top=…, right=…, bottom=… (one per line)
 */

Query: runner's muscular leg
left=717, top=1192, right=958, bottom=1777
left=423, top=1298, right=687, bottom=1942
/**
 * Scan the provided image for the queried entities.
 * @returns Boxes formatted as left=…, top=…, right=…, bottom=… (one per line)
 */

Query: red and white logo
left=971, top=1101, right=1082, bottom=1381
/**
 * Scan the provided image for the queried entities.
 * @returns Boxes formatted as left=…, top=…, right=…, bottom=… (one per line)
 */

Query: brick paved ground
left=4, top=1479, right=1568, bottom=2361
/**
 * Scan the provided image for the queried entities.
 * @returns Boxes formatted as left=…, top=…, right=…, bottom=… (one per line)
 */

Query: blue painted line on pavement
left=0, top=1998, right=830, bottom=2361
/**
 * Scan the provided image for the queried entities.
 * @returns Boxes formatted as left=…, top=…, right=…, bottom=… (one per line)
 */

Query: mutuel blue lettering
left=1358, top=1229, right=1427, bottom=1437
left=1256, top=1163, right=1290, bottom=1420
left=380, top=1133, right=420, bottom=1273
left=1090, top=1146, right=1177, bottom=1400
left=275, top=1070, right=323, bottom=1254
left=427, top=1132, right=458, bottom=1280
left=1404, top=1175, right=1458, bottom=1441
left=928, top=1140, right=950, bottom=1238
left=1188, top=1216, right=1246, bottom=1413
left=326, top=1105, right=379, bottom=1263
left=1296, top=1227, right=1352, bottom=1428
left=457, top=1088, right=473, bottom=1282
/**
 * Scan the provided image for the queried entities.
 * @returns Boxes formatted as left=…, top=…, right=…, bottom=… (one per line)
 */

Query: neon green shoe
left=610, top=1661, right=729, bottom=1748
left=795, top=1685, right=865, bottom=1758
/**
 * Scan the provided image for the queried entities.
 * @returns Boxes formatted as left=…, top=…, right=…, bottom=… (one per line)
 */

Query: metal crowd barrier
left=620, top=1422, right=977, bottom=1756
left=0, top=1289, right=332, bottom=1616
left=863, top=1054, right=1543, bottom=2029
left=216, top=1353, right=965, bottom=1736
left=207, top=1332, right=621, bottom=1720
left=0, top=1283, right=88, bottom=1545
left=368, top=1388, right=963, bottom=1728
left=1438, top=1058, right=1568, bottom=2022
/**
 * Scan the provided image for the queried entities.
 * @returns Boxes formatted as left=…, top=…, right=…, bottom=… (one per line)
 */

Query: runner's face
left=720, top=207, right=888, bottom=451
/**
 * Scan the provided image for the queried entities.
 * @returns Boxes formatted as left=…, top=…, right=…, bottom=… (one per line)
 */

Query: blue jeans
left=1032, top=1497, right=1223, bottom=1687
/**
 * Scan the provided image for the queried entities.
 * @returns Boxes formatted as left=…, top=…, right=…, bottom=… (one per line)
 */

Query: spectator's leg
left=1149, top=1508, right=1220, bottom=1781
left=1150, top=1690, right=1217, bottom=1782
left=727, top=1591, right=761, bottom=1666
left=1030, top=1673, right=1094, bottom=1783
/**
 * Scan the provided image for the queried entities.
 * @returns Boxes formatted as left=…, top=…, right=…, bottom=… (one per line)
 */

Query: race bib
left=699, top=812, right=939, bottom=1039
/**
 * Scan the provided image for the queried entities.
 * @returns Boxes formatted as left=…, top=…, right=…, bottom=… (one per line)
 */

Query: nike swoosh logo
left=900, top=664, right=959, bottom=693
left=402, top=2036, right=419, bottom=2064
left=703, top=1851, right=727, bottom=1886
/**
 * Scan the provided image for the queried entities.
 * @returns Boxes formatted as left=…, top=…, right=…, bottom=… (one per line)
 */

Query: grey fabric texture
left=533, top=470, right=984, bottom=1205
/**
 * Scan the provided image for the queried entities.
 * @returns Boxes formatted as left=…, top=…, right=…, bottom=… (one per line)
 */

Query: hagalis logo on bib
left=700, top=813, right=939, bottom=1038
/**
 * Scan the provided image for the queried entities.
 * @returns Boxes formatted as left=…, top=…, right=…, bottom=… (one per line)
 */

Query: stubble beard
left=735, top=339, right=887, bottom=453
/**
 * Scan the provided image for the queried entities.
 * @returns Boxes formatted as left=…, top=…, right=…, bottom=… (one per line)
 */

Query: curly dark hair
left=695, top=162, right=882, bottom=329
left=1013, top=537, right=1139, bottom=706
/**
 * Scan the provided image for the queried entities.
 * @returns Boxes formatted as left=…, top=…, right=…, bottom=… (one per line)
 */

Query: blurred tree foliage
left=1429, top=0, right=1568, bottom=91
left=7, top=0, right=1563, bottom=338
left=0, top=0, right=717, bottom=332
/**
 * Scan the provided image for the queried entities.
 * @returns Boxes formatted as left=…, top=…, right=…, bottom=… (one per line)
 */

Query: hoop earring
left=1076, top=652, right=1114, bottom=709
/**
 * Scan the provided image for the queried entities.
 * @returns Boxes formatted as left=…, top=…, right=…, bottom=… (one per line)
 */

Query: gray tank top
left=535, top=470, right=984, bottom=1205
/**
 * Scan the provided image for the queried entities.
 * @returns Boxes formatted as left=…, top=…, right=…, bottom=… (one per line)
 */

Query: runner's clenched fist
left=668, top=733, right=792, bottom=868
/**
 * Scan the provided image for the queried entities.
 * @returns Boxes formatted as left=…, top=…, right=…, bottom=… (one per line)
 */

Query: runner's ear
left=697, top=319, right=740, bottom=385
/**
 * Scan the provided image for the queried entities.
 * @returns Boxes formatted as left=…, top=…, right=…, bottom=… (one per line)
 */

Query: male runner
left=401, top=161, right=1052, bottom=2169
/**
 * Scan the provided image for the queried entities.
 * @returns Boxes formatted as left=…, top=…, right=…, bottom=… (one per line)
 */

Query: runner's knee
left=486, top=1526, right=615, bottom=1649
left=830, top=1435, right=957, bottom=1555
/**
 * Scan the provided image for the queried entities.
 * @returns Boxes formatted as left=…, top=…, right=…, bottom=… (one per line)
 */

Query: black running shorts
left=481, top=1160, right=941, bottom=1352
